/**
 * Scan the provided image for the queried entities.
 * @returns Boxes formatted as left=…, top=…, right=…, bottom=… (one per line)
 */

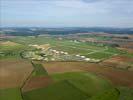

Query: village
left=21, top=44, right=100, bottom=62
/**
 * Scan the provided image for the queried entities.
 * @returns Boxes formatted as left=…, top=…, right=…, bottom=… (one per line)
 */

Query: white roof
left=85, top=58, right=90, bottom=61
left=56, top=51, right=59, bottom=54
left=76, top=55, right=80, bottom=57
left=81, top=56, right=85, bottom=58
left=60, top=51, right=64, bottom=53
left=64, top=52, right=68, bottom=55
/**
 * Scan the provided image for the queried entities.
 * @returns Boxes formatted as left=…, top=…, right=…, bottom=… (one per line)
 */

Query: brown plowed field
left=43, top=61, right=133, bottom=88
left=101, top=55, right=133, bottom=71
left=121, top=42, right=133, bottom=49
left=0, top=59, right=33, bottom=89
left=22, top=76, right=53, bottom=92
left=107, top=55, right=133, bottom=62
left=42, top=61, right=83, bottom=74
left=118, top=47, right=133, bottom=53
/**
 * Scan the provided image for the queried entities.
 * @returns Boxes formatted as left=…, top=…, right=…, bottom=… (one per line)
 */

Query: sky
left=0, top=0, right=133, bottom=27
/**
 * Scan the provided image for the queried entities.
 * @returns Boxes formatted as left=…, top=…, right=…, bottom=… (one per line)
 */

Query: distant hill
left=0, top=27, right=133, bottom=36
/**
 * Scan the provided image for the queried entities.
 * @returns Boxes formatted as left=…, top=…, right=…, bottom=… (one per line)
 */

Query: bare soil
left=120, top=42, right=133, bottom=49
left=22, top=76, right=53, bottom=92
left=0, top=41, right=20, bottom=46
left=42, top=61, right=133, bottom=88
left=0, top=59, right=33, bottom=89
left=101, top=55, right=133, bottom=71
left=117, top=47, right=133, bottom=53
left=42, top=61, right=83, bottom=74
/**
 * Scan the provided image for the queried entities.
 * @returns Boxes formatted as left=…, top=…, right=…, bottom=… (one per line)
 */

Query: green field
left=31, top=63, right=48, bottom=77
left=118, top=87, right=133, bottom=100
left=51, top=72, right=113, bottom=96
left=0, top=88, right=22, bottom=100
left=23, top=80, right=89, bottom=100
left=1, top=36, right=133, bottom=100
left=85, top=52, right=113, bottom=59
left=0, top=41, right=33, bottom=59
left=5, top=36, right=124, bottom=61
left=88, top=87, right=133, bottom=100
left=22, top=72, right=133, bottom=100
left=0, top=44, right=24, bottom=59
left=0, top=63, right=133, bottom=100
left=89, top=88, right=120, bottom=100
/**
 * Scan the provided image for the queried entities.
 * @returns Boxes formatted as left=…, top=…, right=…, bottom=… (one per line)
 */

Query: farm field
left=31, top=63, right=48, bottom=77
left=22, top=80, right=89, bottom=100
left=43, top=61, right=133, bottom=88
left=101, top=55, right=133, bottom=71
left=0, top=59, right=33, bottom=89
left=51, top=72, right=113, bottom=96
left=22, top=71, right=133, bottom=100
left=1, top=0, right=133, bottom=98
left=0, top=88, right=22, bottom=100
left=5, top=36, right=125, bottom=62
left=22, top=76, right=53, bottom=92
left=0, top=34, right=133, bottom=100
left=89, top=88, right=120, bottom=100
left=0, top=41, right=32, bottom=59
left=22, top=62, right=53, bottom=92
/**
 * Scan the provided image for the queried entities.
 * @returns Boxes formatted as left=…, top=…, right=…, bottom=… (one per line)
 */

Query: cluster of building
left=76, top=54, right=100, bottom=62
left=50, top=49, right=68, bottom=55
left=27, top=44, right=100, bottom=62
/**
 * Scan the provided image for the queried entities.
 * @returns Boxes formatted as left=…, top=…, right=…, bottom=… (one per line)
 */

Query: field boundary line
left=20, top=62, right=35, bottom=91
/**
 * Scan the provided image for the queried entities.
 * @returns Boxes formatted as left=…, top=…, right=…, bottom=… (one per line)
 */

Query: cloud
left=1, top=0, right=133, bottom=27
